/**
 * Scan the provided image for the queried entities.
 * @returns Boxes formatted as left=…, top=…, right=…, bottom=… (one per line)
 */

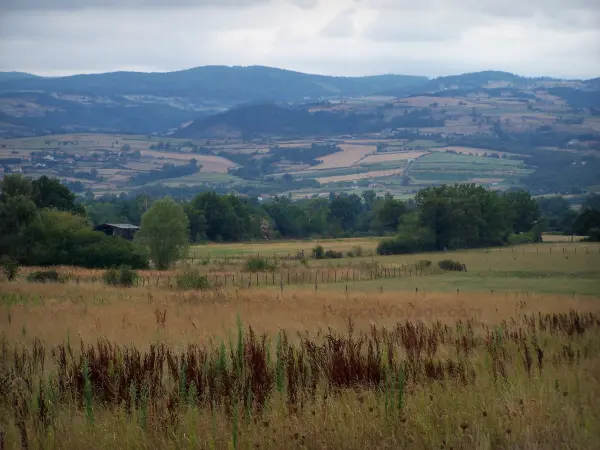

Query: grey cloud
left=1, top=0, right=598, bottom=79
left=362, top=10, right=468, bottom=42
left=289, top=0, right=319, bottom=8
left=321, top=9, right=355, bottom=38
left=2, top=0, right=270, bottom=11
left=355, top=0, right=600, bottom=23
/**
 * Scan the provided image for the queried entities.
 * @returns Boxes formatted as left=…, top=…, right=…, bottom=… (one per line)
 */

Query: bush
left=313, top=245, right=325, bottom=259
left=176, top=269, right=209, bottom=290
left=507, top=232, right=535, bottom=245
left=583, top=228, right=600, bottom=242
left=103, top=266, right=138, bottom=287
left=245, top=256, right=276, bottom=272
left=377, top=237, right=422, bottom=255
left=324, top=249, right=343, bottom=259
left=27, top=270, right=63, bottom=283
left=0, top=256, right=18, bottom=281
left=438, top=259, right=466, bottom=272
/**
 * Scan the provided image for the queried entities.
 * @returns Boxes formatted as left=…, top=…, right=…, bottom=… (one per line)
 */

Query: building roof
left=100, top=223, right=140, bottom=230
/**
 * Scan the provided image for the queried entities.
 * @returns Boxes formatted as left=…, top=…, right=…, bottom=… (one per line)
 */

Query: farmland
left=1, top=239, right=600, bottom=448
left=1, top=72, right=600, bottom=200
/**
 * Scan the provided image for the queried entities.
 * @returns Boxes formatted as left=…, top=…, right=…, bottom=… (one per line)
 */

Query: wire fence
left=76, top=265, right=445, bottom=289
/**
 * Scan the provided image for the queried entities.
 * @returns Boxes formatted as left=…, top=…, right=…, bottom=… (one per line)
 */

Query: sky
left=0, top=0, right=598, bottom=79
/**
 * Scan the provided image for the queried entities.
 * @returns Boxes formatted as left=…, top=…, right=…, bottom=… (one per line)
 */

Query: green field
left=160, top=171, right=241, bottom=185
left=188, top=240, right=600, bottom=296
left=405, top=139, right=446, bottom=148
left=414, top=152, right=524, bottom=168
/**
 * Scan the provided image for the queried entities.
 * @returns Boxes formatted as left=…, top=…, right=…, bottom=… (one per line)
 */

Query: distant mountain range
left=0, top=65, right=598, bottom=137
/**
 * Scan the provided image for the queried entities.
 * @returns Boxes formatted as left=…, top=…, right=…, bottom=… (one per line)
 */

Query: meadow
left=1, top=240, right=599, bottom=449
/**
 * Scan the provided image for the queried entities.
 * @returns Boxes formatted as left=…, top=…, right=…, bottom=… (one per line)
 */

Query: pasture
left=1, top=238, right=600, bottom=448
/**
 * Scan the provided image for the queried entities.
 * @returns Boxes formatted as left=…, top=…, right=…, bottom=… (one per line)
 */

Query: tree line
left=2, top=174, right=599, bottom=271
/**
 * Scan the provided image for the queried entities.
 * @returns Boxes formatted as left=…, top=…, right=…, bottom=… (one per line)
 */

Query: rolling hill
left=0, top=66, right=427, bottom=137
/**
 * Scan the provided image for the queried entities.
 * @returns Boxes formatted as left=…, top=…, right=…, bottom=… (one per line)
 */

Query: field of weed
left=1, top=240, right=599, bottom=448
left=1, top=281, right=599, bottom=449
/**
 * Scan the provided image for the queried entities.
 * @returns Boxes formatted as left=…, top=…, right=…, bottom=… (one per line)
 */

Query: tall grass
left=1, top=310, right=599, bottom=448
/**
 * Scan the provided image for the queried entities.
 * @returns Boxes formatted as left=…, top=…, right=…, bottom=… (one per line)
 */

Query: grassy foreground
left=1, top=275, right=600, bottom=449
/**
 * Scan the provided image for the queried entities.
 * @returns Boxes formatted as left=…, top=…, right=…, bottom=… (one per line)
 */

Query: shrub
left=103, top=266, right=138, bottom=287
left=313, top=245, right=325, bottom=259
left=377, top=237, right=418, bottom=255
left=0, top=256, right=18, bottom=281
left=27, top=270, right=63, bottom=283
left=176, top=269, right=209, bottom=290
left=583, top=228, right=600, bottom=242
left=438, top=259, right=465, bottom=272
left=324, top=249, right=343, bottom=259
left=245, top=256, right=276, bottom=272
left=507, top=232, right=535, bottom=245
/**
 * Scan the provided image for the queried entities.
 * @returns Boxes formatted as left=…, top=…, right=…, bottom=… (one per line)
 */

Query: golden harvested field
left=313, top=144, right=376, bottom=169
left=317, top=168, right=405, bottom=184
left=359, top=151, right=428, bottom=164
left=139, top=150, right=237, bottom=173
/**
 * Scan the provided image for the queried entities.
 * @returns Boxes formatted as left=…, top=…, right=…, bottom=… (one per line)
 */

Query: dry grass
left=541, top=234, right=587, bottom=243
left=1, top=280, right=598, bottom=348
left=2, top=241, right=600, bottom=448
left=1, top=278, right=600, bottom=449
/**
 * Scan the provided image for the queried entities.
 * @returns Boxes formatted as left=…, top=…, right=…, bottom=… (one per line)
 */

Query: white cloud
left=0, top=0, right=597, bottom=78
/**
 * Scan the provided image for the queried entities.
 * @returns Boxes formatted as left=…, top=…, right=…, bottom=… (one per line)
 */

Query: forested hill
left=0, top=66, right=426, bottom=102
left=174, top=103, right=383, bottom=139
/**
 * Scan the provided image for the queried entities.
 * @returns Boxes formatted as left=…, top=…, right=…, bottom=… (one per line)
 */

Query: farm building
left=94, top=223, right=139, bottom=240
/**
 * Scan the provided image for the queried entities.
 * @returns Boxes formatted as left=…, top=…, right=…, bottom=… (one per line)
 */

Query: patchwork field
left=316, top=168, right=406, bottom=184
left=313, top=144, right=376, bottom=169
left=359, top=151, right=428, bottom=165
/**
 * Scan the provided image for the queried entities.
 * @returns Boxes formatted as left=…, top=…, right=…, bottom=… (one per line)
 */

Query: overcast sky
left=0, top=0, right=598, bottom=78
